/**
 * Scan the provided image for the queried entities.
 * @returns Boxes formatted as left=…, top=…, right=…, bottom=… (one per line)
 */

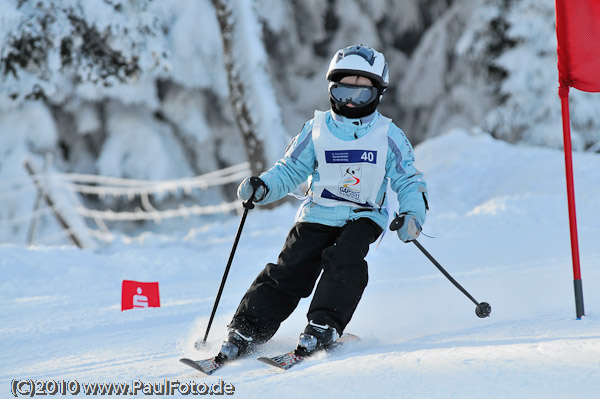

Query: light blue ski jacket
left=257, top=109, right=428, bottom=230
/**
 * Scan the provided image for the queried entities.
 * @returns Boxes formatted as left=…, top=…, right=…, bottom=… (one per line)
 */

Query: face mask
left=329, top=93, right=381, bottom=119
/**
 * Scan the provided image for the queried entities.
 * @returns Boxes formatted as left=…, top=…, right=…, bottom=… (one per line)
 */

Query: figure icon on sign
left=133, top=287, right=149, bottom=308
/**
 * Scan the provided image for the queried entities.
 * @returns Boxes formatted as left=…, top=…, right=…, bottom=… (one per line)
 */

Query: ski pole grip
left=249, top=176, right=262, bottom=189
left=243, top=177, right=263, bottom=209
left=389, top=214, right=406, bottom=231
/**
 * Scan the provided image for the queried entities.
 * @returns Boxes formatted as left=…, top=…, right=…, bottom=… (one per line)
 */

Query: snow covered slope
left=2, top=130, right=599, bottom=398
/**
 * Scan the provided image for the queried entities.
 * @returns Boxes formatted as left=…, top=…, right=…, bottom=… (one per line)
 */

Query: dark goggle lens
left=329, top=83, right=377, bottom=106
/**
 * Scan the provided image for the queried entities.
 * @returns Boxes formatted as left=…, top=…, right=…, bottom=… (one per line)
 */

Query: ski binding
left=257, top=333, right=360, bottom=371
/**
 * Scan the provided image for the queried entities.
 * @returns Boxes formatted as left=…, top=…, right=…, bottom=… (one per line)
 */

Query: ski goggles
left=329, top=82, right=378, bottom=107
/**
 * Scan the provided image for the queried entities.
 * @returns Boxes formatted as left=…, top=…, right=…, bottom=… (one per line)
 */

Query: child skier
left=217, top=44, right=428, bottom=360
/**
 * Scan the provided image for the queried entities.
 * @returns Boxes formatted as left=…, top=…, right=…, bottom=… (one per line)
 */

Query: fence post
left=23, top=158, right=86, bottom=249
left=26, top=154, right=52, bottom=245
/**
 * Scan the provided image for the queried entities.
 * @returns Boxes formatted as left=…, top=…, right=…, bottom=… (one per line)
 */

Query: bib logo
left=338, top=165, right=361, bottom=201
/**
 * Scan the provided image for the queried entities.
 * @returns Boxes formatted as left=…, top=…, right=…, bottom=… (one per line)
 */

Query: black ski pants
left=230, top=217, right=382, bottom=342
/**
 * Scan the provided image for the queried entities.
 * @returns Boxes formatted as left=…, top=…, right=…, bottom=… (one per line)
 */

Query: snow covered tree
left=397, top=0, right=491, bottom=142
left=0, top=0, right=292, bottom=243
left=2, top=0, right=599, bottom=245
left=254, top=0, right=456, bottom=143
left=0, top=0, right=168, bottom=105
left=455, top=0, right=600, bottom=151
left=211, top=0, right=289, bottom=175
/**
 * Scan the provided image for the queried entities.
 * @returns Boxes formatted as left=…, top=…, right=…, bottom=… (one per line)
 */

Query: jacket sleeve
left=386, top=125, right=429, bottom=225
left=257, top=121, right=316, bottom=204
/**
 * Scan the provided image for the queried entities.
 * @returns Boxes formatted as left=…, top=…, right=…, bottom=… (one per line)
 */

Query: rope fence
left=2, top=160, right=251, bottom=247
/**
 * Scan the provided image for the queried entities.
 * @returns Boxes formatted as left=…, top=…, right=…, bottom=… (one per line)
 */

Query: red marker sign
left=121, top=280, right=160, bottom=311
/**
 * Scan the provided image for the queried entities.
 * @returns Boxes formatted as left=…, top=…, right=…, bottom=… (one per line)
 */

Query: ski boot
left=294, top=320, right=339, bottom=357
left=216, top=328, right=254, bottom=362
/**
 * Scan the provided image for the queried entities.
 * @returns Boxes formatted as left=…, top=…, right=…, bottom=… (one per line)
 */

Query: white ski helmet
left=326, top=45, right=389, bottom=88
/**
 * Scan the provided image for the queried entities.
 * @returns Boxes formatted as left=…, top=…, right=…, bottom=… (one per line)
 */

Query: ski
left=257, top=351, right=304, bottom=370
left=179, top=356, right=226, bottom=375
left=181, top=334, right=360, bottom=374
left=257, top=333, right=360, bottom=371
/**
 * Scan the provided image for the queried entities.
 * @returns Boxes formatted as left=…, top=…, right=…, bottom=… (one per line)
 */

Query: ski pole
left=201, top=177, right=263, bottom=344
left=412, top=239, right=491, bottom=318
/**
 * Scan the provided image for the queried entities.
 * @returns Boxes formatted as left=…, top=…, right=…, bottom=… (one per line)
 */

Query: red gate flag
left=554, top=0, right=600, bottom=318
left=556, top=0, right=600, bottom=97
left=121, top=280, right=161, bottom=311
